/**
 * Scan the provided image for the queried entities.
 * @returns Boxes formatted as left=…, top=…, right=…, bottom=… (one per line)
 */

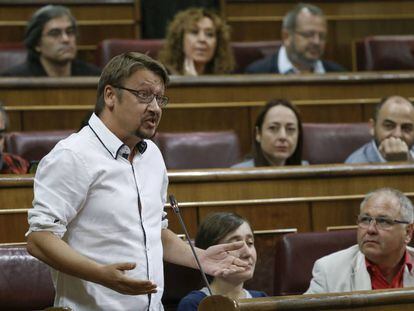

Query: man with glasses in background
left=26, top=52, right=248, bottom=310
left=306, top=188, right=414, bottom=294
left=246, top=3, right=345, bottom=74
left=1, top=5, right=101, bottom=77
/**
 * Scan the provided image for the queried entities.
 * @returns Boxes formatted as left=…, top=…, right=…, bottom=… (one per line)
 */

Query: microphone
left=168, top=194, right=213, bottom=295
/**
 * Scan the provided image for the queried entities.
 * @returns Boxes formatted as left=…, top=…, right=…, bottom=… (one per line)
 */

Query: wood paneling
left=168, top=164, right=414, bottom=201
left=0, top=211, right=28, bottom=244
left=196, top=201, right=311, bottom=232
left=2, top=163, right=414, bottom=243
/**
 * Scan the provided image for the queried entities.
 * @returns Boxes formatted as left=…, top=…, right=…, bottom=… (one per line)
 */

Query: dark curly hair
left=158, top=7, right=234, bottom=75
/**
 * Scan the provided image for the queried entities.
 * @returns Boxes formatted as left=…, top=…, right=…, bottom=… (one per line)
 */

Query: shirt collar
left=87, top=113, right=147, bottom=159
left=366, top=250, right=413, bottom=273
left=278, top=46, right=325, bottom=74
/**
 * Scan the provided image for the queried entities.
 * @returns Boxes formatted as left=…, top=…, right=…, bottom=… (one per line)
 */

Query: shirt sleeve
left=161, top=166, right=169, bottom=230
left=27, top=147, right=91, bottom=238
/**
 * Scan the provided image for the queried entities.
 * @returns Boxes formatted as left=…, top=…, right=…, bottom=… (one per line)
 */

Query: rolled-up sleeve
left=27, top=147, right=91, bottom=238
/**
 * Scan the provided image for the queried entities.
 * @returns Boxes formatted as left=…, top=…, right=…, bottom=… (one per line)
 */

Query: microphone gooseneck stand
left=168, top=194, right=213, bottom=296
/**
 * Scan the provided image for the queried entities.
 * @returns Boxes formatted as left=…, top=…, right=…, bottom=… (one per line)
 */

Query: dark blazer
left=245, top=48, right=346, bottom=74
left=1, top=58, right=101, bottom=77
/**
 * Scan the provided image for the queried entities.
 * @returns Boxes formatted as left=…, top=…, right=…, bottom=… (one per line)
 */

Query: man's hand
left=98, top=262, right=158, bottom=295
left=199, top=241, right=249, bottom=277
left=378, top=137, right=412, bottom=162
left=27, top=232, right=157, bottom=296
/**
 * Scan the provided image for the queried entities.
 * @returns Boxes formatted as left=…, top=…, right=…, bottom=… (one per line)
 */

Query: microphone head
left=168, top=194, right=179, bottom=213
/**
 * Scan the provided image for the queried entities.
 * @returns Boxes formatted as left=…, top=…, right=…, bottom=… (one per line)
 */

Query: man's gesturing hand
left=199, top=241, right=249, bottom=277
left=98, top=262, right=157, bottom=295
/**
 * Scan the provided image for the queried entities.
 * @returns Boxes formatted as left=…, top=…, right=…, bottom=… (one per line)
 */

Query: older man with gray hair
left=246, top=3, right=345, bottom=74
left=306, top=188, right=414, bottom=294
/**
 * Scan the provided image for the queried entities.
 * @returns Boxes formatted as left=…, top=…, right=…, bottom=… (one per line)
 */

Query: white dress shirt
left=27, top=113, right=168, bottom=311
left=278, top=46, right=325, bottom=74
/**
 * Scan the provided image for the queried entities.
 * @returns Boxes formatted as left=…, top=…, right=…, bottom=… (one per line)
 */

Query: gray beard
left=288, top=51, right=317, bottom=70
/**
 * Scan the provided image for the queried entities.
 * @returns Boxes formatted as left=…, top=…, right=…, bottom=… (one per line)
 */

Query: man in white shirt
left=346, top=95, right=414, bottom=163
left=26, top=52, right=248, bottom=311
left=245, top=3, right=345, bottom=74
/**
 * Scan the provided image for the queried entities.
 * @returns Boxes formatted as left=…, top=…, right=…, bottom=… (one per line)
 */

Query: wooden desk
left=221, top=0, right=414, bottom=70
left=2, top=72, right=414, bottom=154
left=0, top=0, right=140, bottom=62
left=2, top=163, right=414, bottom=243
left=168, top=163, right=414, bottom=200
left=199, top=288, right=414, bottom=310
left=167, top=163, right=414, bottom=233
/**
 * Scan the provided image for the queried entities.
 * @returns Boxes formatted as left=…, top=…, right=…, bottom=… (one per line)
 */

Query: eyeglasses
left=44, top=27, right=77, bottom=39
left=294, top=31, right=327, bottom=41
left=112, top=85, right=169, bottom=108
left=357, top=215, right=410, bottom=230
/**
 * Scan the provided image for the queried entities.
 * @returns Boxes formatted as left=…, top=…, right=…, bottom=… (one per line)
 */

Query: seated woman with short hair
left=158, top=7, right=234, bottom=76
left=233, top=98, right=306, bottom=168
left=177, top=212, right=266, bottom=311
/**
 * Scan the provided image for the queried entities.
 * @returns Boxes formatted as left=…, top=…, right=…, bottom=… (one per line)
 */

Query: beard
left=135, top=119, right=160, bottom=140
left=135, top=128, right=156, bottom=140
left=288, top=43, right=321, bottom=70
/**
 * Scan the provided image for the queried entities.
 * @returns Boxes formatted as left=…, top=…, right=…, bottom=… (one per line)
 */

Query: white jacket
left=305, top=245, right=414, bottom=294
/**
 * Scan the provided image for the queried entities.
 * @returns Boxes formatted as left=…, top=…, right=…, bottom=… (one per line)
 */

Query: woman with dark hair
left=158, top=7, right=234, bottom=75
left=177, top=212, right=266, bottom=311
left=233, top=99, right=305, bottom=168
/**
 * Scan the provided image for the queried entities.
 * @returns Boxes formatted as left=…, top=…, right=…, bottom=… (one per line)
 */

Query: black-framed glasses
left=113, top=85, right=168, bottom=108
left=357, top=215, right=410, bottom=230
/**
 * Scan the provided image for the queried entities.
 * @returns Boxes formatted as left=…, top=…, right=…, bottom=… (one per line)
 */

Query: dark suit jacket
left=1, top=58, right=101, bottom=77
left=245, top=48, right=346, bottom=73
